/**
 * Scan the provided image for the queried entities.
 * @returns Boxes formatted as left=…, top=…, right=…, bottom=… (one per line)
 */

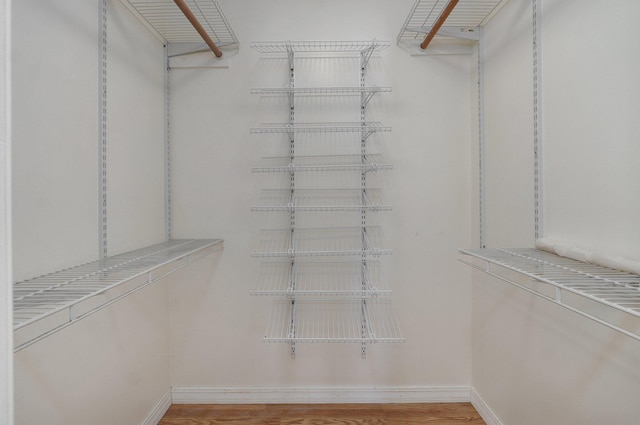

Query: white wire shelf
left=250, top=122, right=391, bottom=139
left=251, top=189, right=391, bottom=213
left=459, top=248, right=640, bottom=341
left=13, top=239, right=223, bottom=351
left=122, top=0, right=238, bottom=54
left=252, top=227, right=391, bottom=258
left=251, top=86, right=391, bottom=96
left=252, top=260, right=390, bottom=297
left=264, top=299, right=404, bottom=343
left=250, top=40, right=390, bottom=54
left=398, top=0, right=509, bottom=45
left=252, top=155, right=393, bottom=174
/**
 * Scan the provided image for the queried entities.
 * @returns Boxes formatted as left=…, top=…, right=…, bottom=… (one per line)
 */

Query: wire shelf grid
left=460, top=247, right=640, bottom=340
left=250, top=86, right=392, bottom=96
left=398, top=0, right=508, bottom=44
left=252, top=227, right=391, bottom=258
left=265, top=299, right=404, bottom=343
left=252, top=155, right=393, bottom=174
left=125, top=0, right=238, bottom=47
left=13, top=239, right=223, bottom=350
left=252, top=260, right=389, bottom=297
left=250, top=40, right=390, bottom=54
left=250, top=122, right=392, bottom=136
left=251, top=189, right=391, bottom=213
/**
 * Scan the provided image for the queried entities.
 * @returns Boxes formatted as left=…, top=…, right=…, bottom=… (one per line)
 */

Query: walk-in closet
left=0, top=1, right=638, bottom=424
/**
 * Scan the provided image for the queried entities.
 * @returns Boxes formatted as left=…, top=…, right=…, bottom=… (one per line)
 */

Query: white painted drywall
left=473, top=0, right=640, bottom=424
left=12, top=1, right=170, bottom=424
left=169, top=0, right=473, bottom=390
left=1, top=0, right=13, bottom=423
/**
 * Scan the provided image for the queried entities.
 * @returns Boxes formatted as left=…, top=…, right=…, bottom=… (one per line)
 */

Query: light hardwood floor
left=159, top=403, right=487, bottom=424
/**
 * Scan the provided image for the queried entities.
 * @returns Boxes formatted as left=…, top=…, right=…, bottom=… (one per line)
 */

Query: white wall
left=473, top=0, right=640, bottom=424
left=169, top=0, right=474, bottom=393
left=12, top=1, right=169, bottom=424
left=1, top=0, right=13, bottom=423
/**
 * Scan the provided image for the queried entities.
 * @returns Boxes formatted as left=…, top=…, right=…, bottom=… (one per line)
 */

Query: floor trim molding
left=140, top=390, right=172, bottom=425
left=171, top=385, right=472, bottom=405
left=470, top=387, right=504, bottom=425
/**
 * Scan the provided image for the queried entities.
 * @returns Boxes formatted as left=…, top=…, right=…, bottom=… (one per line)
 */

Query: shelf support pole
left=172, top=0, right=223, bottom=58
left=420, top=0, right=460, bottom=50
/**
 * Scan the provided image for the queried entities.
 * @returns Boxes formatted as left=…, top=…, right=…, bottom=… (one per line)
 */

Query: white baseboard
left=470, top=387, right=504, bottom=425
left=171, top=385, right=472, bottom=404
left=140, top=390, right=172, bottom=425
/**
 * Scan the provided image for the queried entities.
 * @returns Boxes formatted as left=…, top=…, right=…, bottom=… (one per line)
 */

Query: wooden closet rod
left=420, top=0, right=460, bottom=50
left=173, top=0, right=223, bottom=57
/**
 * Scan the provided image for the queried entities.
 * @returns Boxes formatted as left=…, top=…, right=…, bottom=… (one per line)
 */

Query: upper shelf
left=13, top=239, right=223, bottom=351
left=250, top=40, right=390, bottom=54
left=122, top=0, right=239, bottom=56
left=460, top=248, right=640, bottom=341
left=397, top=0, right=510, bottom=53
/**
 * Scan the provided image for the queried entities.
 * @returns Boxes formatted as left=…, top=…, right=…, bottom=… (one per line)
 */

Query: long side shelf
left=252, top=227, right=391, bottom=258
left=250, top=40, right=390, bottom=54
left=13, top=239, right=223, bottom=351
left=251, top=189, right=392, bottom=212
left=460, top=248, right=640, bottom=341
left=264, top=299, right=404, bottom=343
left=252, top=155, right=393, bottom=174
left=252, top=260, right=390, bottom=297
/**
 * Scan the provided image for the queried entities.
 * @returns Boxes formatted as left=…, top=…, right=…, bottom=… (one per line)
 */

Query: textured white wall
left=169, top=0, right=474, bottom=390
left=1, top=0, right=13, bottom=423
left=12, top=1, right=169, bottom=424
left=473, top=0, right=640, bottom=424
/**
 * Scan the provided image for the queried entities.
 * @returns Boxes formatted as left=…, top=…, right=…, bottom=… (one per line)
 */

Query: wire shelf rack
left=264, top=299, right=404, bottom=343
left=397, top=0, right=508, bottom=45
left=252, top=227, right=391, bottom=258
left=124, top=0, right=238, bottom=52
left=252, top=260, right=390, bottom=297
left=250, top=122, right=392, bottom=138
left=252, top=155, right=393, bottom=174
left=250, top=86, right=392, bottom=96
left=251, top=189, right=391, bottom=213
left=459, top=248, right=640, bottom=341
left=250, top=40, right=391, bottom=54
left=13, top=239, right=223, bottom=351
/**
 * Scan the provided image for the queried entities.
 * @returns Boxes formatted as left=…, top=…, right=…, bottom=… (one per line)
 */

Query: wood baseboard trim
left=470, top=387, right=504, bottom=425
left=170, top=386, right=472, bottom=404
left=140, top=390, right=172, bottom=425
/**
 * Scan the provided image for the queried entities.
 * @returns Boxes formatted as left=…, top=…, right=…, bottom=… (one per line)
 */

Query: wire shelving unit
left=122, top=0, right=238, bottom=55
left=13, top=239, right=223, bottom=352
left=250, top=40, right=403, bottom=356
left=459, top=248, right=640, bottom=341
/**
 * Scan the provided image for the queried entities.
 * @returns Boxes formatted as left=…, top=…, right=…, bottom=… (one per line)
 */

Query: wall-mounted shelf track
left=13, top=239, right=223, bottom=352
left=459, top=248, right=640, bottom=341
left=121, top=0, right=238, bottom=56
left=250, top=39, right=402, bottom=357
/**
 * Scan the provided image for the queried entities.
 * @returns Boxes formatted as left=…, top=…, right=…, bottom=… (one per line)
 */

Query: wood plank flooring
left=159, top=403, right=486, bottom=425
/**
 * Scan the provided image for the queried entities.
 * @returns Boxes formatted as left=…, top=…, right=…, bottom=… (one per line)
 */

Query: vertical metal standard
left=164, top=44, right=172, bottom=241
left=532, top=0, right=544, bottom=240
left=98, top=0, right=108, bottom=259
left=477, top=28, right=486, bottom=248
left=287, top=43, right=296, bottom=359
